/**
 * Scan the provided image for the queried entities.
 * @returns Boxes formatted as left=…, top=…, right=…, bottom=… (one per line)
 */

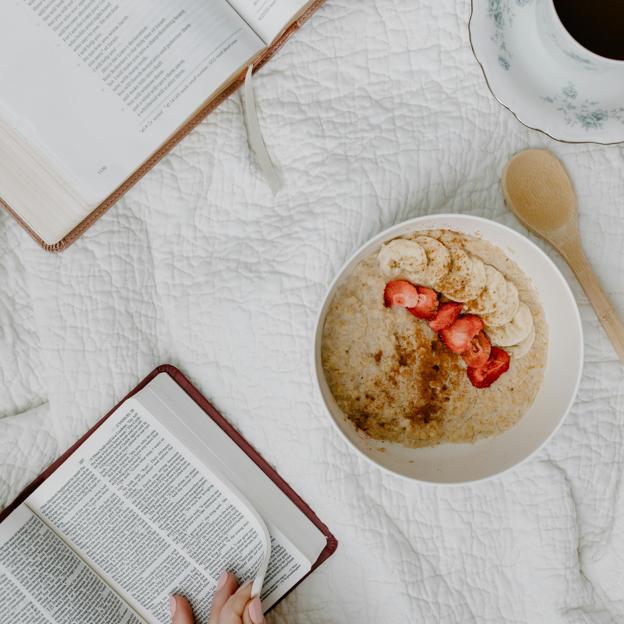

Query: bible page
left=25, top=399, right=271, bottom=624
left=0, top=505, right=142, bottom=624
left=227, top=0, right=316, bottom=43
left=136, top=373, right=329, bottom=609
left=0, top=1, right=264, bottom=210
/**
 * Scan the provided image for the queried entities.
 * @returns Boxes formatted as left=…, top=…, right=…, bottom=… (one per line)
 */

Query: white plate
left=313, top=215, right=583, bottom=484
left=469, top=0, right=624, bottom=144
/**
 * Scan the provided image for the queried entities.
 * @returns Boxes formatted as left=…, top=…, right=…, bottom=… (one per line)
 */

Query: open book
left=0, top=367, right=335, bottom=623
left=0, top=0, right=323, bottom=250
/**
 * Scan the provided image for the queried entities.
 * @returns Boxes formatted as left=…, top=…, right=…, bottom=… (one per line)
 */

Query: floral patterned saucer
left=469, top=0, right=624, bottom=144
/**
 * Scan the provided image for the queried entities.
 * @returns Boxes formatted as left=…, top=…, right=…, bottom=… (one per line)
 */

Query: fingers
left=243, top=596, right=265, bottom=624
left=243, top=606, right=254, bottom=624
left=218, top=580, right=253, bottom=624
left=170, top=595, right=194, bottom=624
left=175, top=572, right=264, bottom=624
left=208, top=571, right=239, bottom=624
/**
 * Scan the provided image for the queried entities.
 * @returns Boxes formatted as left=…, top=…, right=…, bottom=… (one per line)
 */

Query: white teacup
left=536, top=0, right=624, bottom=71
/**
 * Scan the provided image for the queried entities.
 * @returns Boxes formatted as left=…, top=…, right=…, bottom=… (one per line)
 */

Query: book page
left=0, top=505, right=142, bottom=624
left=0, top=1, right=264, bottom=208
left=25, top=400, right=271, bottom=624
left=137, top=373, right=329, bottom=608
left=227, top=0, right=315, bottom=43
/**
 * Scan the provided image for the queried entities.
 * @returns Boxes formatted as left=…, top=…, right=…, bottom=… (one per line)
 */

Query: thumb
left=170, top=595, right=195, bottom=624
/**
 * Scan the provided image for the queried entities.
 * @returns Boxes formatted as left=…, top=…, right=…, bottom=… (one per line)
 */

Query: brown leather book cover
left=1, top=0, right=325, bottom=252
left=0, top=363, right=337, bottom=612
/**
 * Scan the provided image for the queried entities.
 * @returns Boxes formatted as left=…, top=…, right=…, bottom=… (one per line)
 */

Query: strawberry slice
left=461, top=331, right=491, bottom=368
left=439, top=315, right=484, bottom=354
left=383, top=280, right=421, bottom=308
left=428, top=302, right=463, bottom=332
left=407, top=286, right=439, bottom=320
left=467, top=347, right=510, bottom=389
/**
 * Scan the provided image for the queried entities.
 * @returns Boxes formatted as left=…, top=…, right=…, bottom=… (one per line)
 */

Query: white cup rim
left=544, top=0, right=624, bottom=67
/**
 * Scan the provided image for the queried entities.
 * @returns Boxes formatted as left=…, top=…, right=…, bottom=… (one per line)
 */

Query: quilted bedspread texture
left=2, top=1, right=624, bottom=622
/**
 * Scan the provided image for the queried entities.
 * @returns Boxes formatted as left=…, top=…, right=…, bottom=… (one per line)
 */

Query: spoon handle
left=560, top=238, right=624, bottom=364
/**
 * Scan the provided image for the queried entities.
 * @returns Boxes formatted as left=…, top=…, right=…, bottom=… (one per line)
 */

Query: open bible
left=0, top=0, right=323, bottom=250
left=0, top=366, right=336, bottom=623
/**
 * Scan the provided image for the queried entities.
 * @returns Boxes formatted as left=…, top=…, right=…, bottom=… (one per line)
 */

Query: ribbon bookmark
left=243, top=65, right=282, bottom=194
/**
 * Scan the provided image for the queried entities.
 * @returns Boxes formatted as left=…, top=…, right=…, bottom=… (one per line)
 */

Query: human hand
left=169, top=571, right=265, bottom=624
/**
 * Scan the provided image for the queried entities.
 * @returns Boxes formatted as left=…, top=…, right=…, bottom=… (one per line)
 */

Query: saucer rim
left=468, top=0, right=624, bottom=146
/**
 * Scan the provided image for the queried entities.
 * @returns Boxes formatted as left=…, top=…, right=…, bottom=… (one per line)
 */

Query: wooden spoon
left=502, top=148, right=624, bottom=364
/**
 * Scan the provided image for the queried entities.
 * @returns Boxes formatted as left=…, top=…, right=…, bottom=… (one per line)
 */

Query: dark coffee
left=553, top=0, right=624, bottom=61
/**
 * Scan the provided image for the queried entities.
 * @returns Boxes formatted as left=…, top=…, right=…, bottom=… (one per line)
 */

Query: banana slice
left=507, top=326, right=536, bottom=359
left=411, top=235, right=451, bottom=288
left=466, top=256, right=487, bottom=300
left=486, top=302, right=533, bottom=346
left=438, top=247, right=486, bottom=302
left=378, top=239, right=427, bottom=280
left=482, top=279, right=520, bottom=327
left=466, top=265, right=507, bottom=316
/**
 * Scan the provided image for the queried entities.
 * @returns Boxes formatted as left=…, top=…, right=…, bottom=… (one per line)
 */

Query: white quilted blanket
left=2, top=1, right=624, bottom=622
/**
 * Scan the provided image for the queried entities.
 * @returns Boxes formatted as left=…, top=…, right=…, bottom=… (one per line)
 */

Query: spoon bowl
left=503, top=149, right=576, bottom=235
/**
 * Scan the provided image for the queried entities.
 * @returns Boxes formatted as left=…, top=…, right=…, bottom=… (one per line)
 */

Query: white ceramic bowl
left=313, top=215, right=583, bottom=484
